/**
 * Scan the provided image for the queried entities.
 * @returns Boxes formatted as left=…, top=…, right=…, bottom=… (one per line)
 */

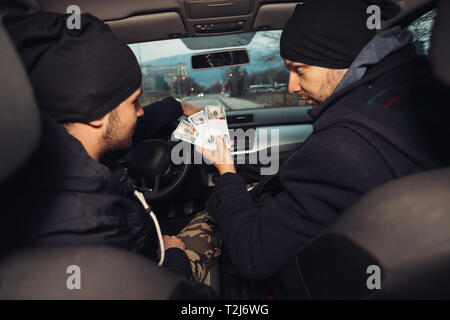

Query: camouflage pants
left=176, top=211, right=222, bottom=282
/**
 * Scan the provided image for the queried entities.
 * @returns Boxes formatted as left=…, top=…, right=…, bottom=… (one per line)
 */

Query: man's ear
left=87, top=113, right=108, bottom=128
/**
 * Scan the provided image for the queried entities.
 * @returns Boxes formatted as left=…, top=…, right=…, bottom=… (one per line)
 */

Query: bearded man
left=198, top=0, right=450, bottom=279
left=2, top=12, right=216, bottom=280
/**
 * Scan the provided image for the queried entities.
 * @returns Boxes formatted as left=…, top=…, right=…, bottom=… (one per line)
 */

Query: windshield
left=129, top=31, right=307, bottom=110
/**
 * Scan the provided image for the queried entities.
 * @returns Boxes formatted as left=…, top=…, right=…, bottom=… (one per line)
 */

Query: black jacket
left=206, top=44, right=450, bottom=279
left=2, top=97, right=191, bottom=278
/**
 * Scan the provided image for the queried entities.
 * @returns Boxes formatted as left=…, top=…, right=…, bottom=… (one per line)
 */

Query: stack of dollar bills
left=173, top=105, right=231, bottom=150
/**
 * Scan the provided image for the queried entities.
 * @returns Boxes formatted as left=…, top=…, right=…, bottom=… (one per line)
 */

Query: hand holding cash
left=196, top=136, right=236, bottom=175
left=173, top=105, right=231, bottom=151
left=173, top=105, right=236, bottom=174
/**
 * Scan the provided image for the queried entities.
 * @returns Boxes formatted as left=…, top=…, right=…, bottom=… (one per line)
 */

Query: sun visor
left=37, top=0, right=181, bottom=21
left=106, top=12, right=187, bottom=44
left=253, top=2, right=303, bottom=30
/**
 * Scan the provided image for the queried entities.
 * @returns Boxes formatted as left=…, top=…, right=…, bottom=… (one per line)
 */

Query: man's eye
left=133, top=95, right=143, bottom=109
left=296, top=67, right=304, bottom=76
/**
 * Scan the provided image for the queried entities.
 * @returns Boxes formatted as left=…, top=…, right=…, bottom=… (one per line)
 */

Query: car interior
left=0, top=0, right=449, bottom=299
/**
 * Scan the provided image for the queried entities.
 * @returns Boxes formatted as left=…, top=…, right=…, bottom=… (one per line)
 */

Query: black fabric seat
left=275, top=168, right=450, bottom=299
left=0, top=18, right=216, bottom=300
left=0, top=21, right=40, bottom=183
left=0, top=246, right=216, bottom=299
left=273, top=0, right=450, bottom=299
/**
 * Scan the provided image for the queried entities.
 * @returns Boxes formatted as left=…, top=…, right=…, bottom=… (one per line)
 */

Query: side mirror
left=191, top=49, right=250, bottom=70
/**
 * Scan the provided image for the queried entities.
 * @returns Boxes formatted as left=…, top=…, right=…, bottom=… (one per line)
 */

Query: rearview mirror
left=191, top=49, right=250, bottom=70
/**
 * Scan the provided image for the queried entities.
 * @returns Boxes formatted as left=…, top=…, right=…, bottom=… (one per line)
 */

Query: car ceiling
left=0, top=0, right=436, bottom=44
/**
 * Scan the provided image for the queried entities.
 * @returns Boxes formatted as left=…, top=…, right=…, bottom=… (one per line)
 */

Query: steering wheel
left=124, top=139, right=191, bottom=202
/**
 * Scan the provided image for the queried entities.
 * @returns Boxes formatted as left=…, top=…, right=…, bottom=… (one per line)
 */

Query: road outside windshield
left=129, top=31, right=308, bottom=110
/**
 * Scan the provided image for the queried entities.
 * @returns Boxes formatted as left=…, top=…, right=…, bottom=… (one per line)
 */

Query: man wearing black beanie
left=2, top=12, right=210, bottom=280
left=198, top=0, right=450, bottom=283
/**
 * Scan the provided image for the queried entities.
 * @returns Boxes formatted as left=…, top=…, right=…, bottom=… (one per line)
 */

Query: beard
left=101, top=109, right=135, bottom=154
left=300, top=93, right=320, bottom=107
left=304, top=69, right=347, bottom=107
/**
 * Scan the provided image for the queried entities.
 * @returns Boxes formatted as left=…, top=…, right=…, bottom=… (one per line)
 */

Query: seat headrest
left=0, top=23, right=41, bottom=182
left=431, top=0, right=450, bottom=86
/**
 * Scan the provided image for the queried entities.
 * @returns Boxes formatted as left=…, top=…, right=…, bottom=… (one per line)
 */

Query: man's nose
left=288, top=71, right=301, bottom=94
left=136, top=104, right=144, bottom=117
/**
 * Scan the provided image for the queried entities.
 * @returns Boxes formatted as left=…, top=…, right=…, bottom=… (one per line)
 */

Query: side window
left=407, top=9, right=436, bottom=56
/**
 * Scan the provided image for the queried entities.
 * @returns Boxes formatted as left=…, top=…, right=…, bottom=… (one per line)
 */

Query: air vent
left=227, top=113, right=254, bottom=124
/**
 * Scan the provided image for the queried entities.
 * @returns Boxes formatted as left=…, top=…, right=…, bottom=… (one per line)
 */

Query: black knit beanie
left=280, top=0, right=401, bottom=69
left=3, top=12, right=142, bottom=123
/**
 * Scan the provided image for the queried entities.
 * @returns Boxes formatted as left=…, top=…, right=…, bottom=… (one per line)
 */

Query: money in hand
left=188, top=110, right=216, bottom=150
left=173, top=119, right=198, bottom=144
left=205, top=105, right=231, bottom=148
left=173, top=105, right=231, bottom=150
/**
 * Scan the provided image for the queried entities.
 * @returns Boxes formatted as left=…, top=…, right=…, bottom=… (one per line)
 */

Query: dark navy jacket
left=206, top=44, right=450, bottom=279
left=2, top=97, right=191, bottom=278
